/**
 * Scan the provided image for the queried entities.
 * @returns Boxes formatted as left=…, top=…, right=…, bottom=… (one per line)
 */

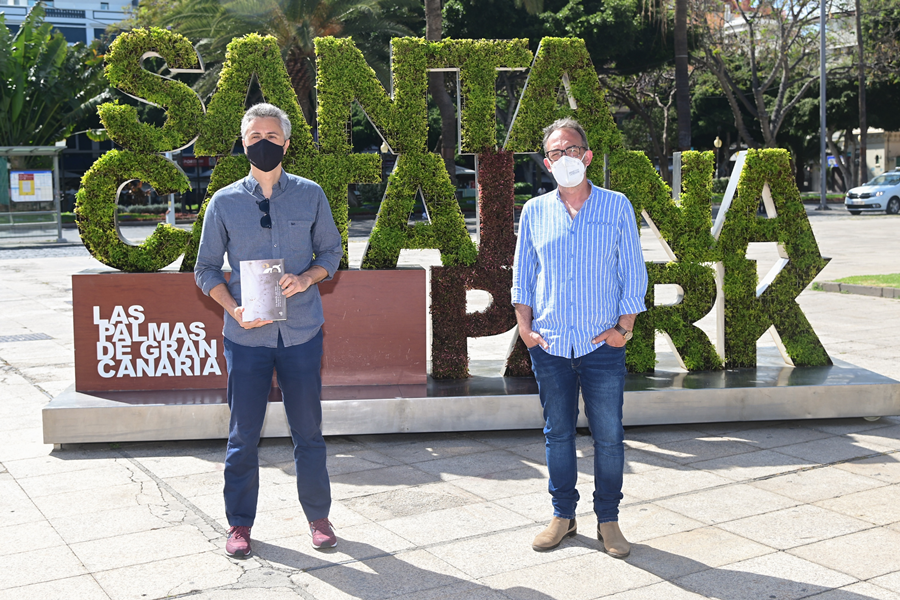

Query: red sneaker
left=226, top=525, right=251, bottom=558
left=309, top=518, right=337, bottom=549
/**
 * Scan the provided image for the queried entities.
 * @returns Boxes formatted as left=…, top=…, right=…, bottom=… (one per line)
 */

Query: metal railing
left=45, top=8, right=86, bottom=18
left=0, top=209, right=65, bottom=242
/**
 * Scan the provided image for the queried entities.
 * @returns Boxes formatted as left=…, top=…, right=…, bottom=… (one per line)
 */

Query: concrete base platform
left=42, top=359, right=900, bottom=444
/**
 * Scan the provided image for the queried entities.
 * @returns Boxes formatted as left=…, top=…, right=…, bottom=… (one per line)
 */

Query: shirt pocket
left=288, top=220, right=313, bottom=252
left=583, top=221, right=616, bottom=262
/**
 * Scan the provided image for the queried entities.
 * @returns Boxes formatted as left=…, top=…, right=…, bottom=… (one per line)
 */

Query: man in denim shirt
left=512, top=118, right=648, bottom=557
left=195, top=103, right=342, bottom=558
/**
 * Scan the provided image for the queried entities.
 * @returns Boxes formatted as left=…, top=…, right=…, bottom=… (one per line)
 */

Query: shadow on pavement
left=254, top=539, right=557, bottom=600
left=628, top=546, right=878, bottom=600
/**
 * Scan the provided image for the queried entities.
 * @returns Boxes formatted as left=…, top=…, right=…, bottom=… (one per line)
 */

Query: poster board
left=9, top=170, right=54, bottom=203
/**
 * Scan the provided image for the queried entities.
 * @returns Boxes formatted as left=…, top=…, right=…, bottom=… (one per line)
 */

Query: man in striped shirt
left=512, top=118, right=648, bottom=557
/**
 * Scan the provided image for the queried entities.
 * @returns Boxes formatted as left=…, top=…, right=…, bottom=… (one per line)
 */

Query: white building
left=856, top=129, right=900, bottom=178
left=2, top=1, right=133, bottom=43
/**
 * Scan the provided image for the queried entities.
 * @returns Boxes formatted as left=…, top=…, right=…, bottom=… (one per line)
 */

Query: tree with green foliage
left=692, top=0, right=850, bottom=149
left=0, top=6, right=107, bottom=149
left=862, top=0, right=900, bottom=82
left=602, top=67, right=680, bottom=184
left=855, top=0, right=900, bottom=183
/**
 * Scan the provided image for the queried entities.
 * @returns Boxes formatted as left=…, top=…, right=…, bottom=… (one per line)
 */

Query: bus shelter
left=0, top=146, right=66, bottom=243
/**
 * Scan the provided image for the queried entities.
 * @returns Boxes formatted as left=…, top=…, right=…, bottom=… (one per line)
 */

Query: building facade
left=2, top=0, right=134, bottom=43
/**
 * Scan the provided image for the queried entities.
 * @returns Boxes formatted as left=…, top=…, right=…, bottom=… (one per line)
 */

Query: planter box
left=72, top=268, right=426, bottom=393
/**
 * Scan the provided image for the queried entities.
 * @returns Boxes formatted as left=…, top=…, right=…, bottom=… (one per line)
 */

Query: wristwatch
left=613, top=323, right=633, bottom=341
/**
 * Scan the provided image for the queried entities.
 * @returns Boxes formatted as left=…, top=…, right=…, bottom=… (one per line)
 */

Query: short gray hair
left=241, top=103, right=292, bottom=140
left=542, top=118, right=589, bottom=152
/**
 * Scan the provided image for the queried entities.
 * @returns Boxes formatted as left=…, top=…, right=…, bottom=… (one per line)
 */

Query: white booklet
left=239, top=258, right=287, bottom=321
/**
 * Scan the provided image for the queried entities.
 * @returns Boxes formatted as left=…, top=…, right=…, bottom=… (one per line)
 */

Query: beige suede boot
left=597, top=521, right=631, bottom=558
left=532, top=517, right=577, bottom=552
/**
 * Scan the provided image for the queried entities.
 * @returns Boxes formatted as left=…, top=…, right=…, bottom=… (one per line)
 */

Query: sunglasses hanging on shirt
left=256, top=198, right=271, bottom=229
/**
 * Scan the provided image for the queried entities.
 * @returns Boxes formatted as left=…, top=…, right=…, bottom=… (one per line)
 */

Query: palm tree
left=0, top=6, right=107, bottom=150
left=155, top=0, right=417, bottom=123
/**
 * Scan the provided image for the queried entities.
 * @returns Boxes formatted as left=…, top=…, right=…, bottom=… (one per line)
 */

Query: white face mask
left=550, top=155, right=587, bottom=188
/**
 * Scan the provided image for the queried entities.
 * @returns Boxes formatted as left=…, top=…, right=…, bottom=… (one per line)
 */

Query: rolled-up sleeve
left=511, top=205, right=537, bottom=307
left=194, top=196, right=228, bottom=296
left=309, top=188, right=342, bottom=280
left=616, top=199, right=648, bottom=315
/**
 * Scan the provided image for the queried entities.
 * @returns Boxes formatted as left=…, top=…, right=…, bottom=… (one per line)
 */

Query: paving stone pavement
left=0, top=212, right=898, bottom=599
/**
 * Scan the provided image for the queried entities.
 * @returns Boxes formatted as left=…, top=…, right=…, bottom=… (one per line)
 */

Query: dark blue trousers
left=528, top=343, right=627, bottom=523
left=222, top=329, right=331, bottom=527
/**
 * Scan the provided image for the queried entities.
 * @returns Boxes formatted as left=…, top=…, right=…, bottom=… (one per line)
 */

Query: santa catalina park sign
left=74, top=28, right=831, bottom=381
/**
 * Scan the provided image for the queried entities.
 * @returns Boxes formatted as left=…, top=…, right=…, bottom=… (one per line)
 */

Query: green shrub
left=712, top=177, right=730, bottom=194
left=76, top=31, right=832, bottom=377
left=117, top=203, right=169, bottom=214
left=99, top=28, right=204, bottom=153
left=357, top=181, right=388, bottom=205
left=76, top=150, right=190, bottom=272
left=718, top=149, right=830, bottom=367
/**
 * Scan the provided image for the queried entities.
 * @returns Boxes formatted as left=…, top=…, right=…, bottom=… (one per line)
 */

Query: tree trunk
left=826, top=128, right=852, bottom=192
left=856, top=0, right=868, bottom=184
left=425, top=0, right=457, bottom=185
left=709, top=56, right=758, bottom=149
left=674, top=0, right=691, bottom=151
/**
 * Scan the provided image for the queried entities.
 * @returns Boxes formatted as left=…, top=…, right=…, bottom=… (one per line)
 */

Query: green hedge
left=181, top=154, right=251, bottom=272
left=76, top=150, right=191, bottom=272
left=314, top=37, right=476, bottom=270
left=315, top=36, right=426, bottom=155
left=639, top=262, right=723, bottom=371
left=77, top=30, right=832, bottom=376
left=361, top=152, right=476, bottom=269
left=609, top=149, right=722, bottom=372
left=505, top=38, right=622, bottom=165
left=719, top=149, right=831, bottom=367
left=98, top=28, right=204, bottom=153
left=429, top=40, right=532, bottom=153
left=183, top=34, right=381, bottom=271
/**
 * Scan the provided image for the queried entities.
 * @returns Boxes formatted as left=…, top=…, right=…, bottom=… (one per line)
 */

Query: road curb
left=815, top=282, right=900, bottom=299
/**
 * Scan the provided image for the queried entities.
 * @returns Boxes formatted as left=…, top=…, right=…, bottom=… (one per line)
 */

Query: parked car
left=844, top=170, right=900, bottom=215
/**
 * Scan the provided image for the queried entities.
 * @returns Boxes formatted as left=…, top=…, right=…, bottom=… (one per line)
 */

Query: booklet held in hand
left=240, top=259, right=287, bottom=321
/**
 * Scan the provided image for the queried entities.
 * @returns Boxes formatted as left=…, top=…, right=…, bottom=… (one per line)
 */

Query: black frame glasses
left=545, top=145, right=587, bottom=162
left=256, top=199, right=272, bottom=229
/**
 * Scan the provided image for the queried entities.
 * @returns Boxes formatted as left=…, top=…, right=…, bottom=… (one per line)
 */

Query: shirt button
left=274, top=244, right=277, bottom=247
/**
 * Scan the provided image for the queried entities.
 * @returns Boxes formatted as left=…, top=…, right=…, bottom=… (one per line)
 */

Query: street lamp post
left=714, top=136, right=723, bottom=178
left=818, top=0, right=830, bottom=210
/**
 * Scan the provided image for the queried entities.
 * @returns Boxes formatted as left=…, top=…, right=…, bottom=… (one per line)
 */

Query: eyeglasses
left=545, top=145, right=588, bottom=162
left=256, top=198, right=271, bottom=229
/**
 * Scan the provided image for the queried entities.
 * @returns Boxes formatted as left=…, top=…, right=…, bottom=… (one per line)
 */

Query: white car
left=845, top=170, right=900, bottom=215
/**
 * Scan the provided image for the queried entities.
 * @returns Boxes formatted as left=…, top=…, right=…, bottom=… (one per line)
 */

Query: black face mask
left=246, top=138, right=285, bottom=172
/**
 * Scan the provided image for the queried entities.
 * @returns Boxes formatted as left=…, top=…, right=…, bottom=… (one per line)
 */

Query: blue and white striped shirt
left=511, top=182, right=648, bottom=359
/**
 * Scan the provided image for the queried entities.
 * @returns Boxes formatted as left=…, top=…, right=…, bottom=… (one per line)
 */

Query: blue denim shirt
left=194, top=170, right=342, bottom=348
left=511, top=182, right=648, bottom=359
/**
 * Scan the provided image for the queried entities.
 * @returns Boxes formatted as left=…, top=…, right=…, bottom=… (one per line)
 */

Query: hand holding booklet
left=240, top=258, right=287, bottom=322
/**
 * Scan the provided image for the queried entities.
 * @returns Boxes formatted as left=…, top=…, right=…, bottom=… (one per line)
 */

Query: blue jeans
left=528, top=343, right=626, bottom=523
left=222, top=330, right=331, bottom=527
